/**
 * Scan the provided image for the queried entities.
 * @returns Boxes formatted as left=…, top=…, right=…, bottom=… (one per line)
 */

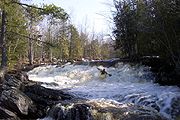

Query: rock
left=90, top=101, right=166, bottom=120
left=6, top=70, right=29, bottom=83
left=24, top=84, right=74, bottom=103
left=0, top=106, right=20, bottom=120
left=47, top=102, right=93, bottom=120
left=0, top=83, right=2, bottom=95
left=170, top=96, right=180, bottom=119
left=2, top=74, right=22, bottom=90
left=0, top=71, right=36, bottom=118
left=0, top=70, right=77, bottom=119
left=1, top=71, right=29, bottom=91
left=46, top=100, right=167, bottom=120
left=0, top=71, right=41, bottom=119
left=23, top=84, right=75, bottom=118
left=48, top=102, right=93, bottom=120
left=0, top=88, right=33, bottom=116
left=0, top=69, right=75, bottom=119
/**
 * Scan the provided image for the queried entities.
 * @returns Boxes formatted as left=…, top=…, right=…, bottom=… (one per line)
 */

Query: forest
left=0, top=0, right=112, bottom=71
left=0, top=0, right=179, bottom=76
left=0, top=0, right=180, bottom=119
left=113, top=0, right=179, bottom=70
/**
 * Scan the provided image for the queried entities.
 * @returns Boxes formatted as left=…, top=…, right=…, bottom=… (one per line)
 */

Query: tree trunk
left=28, top=20, right=33, bottom=65
left=28, top=35, right=33, bottom=65
left=0, top=10, right=7, bottom=69
left=41, top=43, right=44, bottom=62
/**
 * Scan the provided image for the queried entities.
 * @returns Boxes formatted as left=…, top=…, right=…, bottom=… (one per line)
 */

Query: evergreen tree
left=0, top=0, right=28, bottom=69
left=113, top=0, right=180, bottom=69
left=100, top=43, right=111, bottom=59
left=69, top=25, right=83, bottom=60
left=89, top=39, right=101, bottom=60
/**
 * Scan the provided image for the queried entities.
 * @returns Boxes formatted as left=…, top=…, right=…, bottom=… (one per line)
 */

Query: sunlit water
left=28, top=63, right=180, bottom=119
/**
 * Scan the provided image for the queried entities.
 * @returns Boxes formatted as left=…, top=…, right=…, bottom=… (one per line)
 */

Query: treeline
left=113, top=0, right=180, bottom=68
left=40, top=21, right=111, bottom=63
left=0, top=0, right=111, bottom=70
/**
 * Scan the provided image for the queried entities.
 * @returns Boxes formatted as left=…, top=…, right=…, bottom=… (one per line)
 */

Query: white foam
left=28, top=63, right=180, bottom=119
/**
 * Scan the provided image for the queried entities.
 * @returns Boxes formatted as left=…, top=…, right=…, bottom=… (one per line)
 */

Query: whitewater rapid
left=28, top=63, right=180, bottom=119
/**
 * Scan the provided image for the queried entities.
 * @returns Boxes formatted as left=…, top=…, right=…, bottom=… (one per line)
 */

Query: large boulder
left=24, top=84, right=74, bottom=105
left=0, top=88, right=34, bottom=116
left=0, top=71, right=35, bottom=118
left=23, top=84, right=75, bottom=118
left=0, top=70, right=75, bottom=119
left=0, top=71, right=39, bottom=119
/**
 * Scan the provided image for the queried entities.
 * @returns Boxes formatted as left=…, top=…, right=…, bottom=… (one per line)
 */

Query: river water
left=28, top=62, right=180, bottom=120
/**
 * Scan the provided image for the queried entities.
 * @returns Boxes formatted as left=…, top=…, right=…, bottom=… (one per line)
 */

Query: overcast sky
left=23, top=0, right=114, bottom=34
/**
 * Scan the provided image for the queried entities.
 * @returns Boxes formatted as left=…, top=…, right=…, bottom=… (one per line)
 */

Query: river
left=27, top=62, right=180, bottom=120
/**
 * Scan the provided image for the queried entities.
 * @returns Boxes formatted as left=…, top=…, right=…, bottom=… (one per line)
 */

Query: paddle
left=97, top=67, right=112, bottom=77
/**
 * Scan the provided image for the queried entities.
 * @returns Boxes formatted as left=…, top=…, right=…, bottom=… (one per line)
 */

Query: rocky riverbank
left=139, top=57, right=180, bottom=87
left=0, top=70, right=74, bottom=119
left=0, top=70, right=168, bottom=120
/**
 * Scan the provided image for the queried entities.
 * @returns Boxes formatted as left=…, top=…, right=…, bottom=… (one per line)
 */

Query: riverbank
left=139, top=57, right=180, bottom=87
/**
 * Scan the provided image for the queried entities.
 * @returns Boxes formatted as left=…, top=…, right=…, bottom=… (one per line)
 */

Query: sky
left=23, top=0, right=114, bottom=34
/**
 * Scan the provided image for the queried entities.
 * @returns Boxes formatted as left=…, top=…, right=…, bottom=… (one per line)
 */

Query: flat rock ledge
left=0, top=70, right=167, bottom=120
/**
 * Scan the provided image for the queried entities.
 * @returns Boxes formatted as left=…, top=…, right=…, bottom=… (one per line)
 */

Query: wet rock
left=2, top=75, right=22, bottom=90
left=46, top=100, right=167, bottom=120
left=0, top=71, right=41, bottom=119
left=24, top=84, right=74, bottom=104
left=89, top=101, right=167, bottom=120
left=0, top=88, right=33, bottom=116
left=1, top=71, right=29, bottom=91
left=0, top=70, right=75, bottom=119
left=169, top=97, right=180, bottom=119
left=6, top=70, right=29, bottom=83
left=0, top=84, right=2, bottom=95
left=0, top=106, right=20, bottom=120
left=48, top=102, right=93, bottom=120
left=0, top=71, right=36, bottom=118
left=23, top=84, right=75, bottom=118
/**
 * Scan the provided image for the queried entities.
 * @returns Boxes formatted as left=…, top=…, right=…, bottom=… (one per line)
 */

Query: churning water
left=28, top=63, right=180, bottom=119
